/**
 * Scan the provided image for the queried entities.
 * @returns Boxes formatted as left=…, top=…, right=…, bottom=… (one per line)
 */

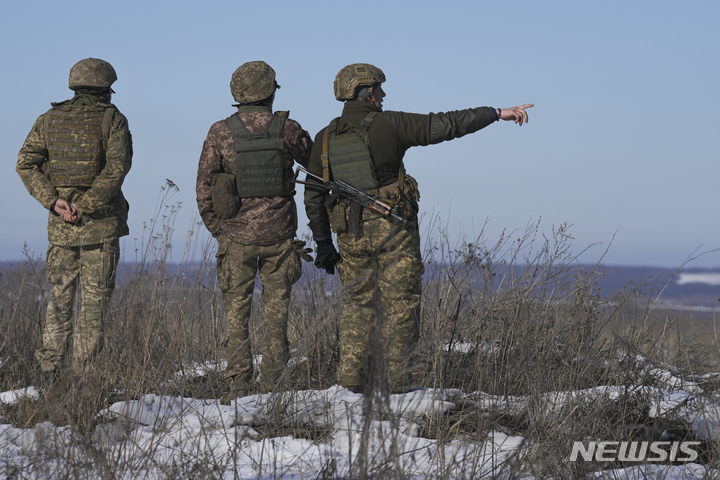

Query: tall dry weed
left=1, top=191, right=719, bottom=478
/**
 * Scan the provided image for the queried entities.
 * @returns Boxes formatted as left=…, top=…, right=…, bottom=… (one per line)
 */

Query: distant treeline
left=1, top=260, right=717, bottom=308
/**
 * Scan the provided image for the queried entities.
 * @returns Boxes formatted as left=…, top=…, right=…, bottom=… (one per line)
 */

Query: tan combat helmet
left=68, top=58, right=117, bottom=90
left=333, top=63, right=386, bottom=101
left=230, top=61, right=279, bottom=104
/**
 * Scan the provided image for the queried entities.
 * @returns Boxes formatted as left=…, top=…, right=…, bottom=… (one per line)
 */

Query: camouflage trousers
left=215, top=235, right=302, bottom=392
left=36, top=239, right=120, bottom=374
left=336, top=217, right=424, bottom=391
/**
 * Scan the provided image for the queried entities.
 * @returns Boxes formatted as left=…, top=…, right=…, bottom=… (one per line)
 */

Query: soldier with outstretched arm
left=303, top=63, right=532, bottom=394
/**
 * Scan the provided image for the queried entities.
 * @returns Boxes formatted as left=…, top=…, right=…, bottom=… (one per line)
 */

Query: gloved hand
left=314, top=238, right=342, bottom=274
left=291, top=239, right=313, bottom=262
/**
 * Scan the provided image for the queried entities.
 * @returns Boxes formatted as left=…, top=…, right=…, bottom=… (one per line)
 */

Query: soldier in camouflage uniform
left=16, top=58, right=133, bottom=387
left=304, top=63, right=533, bottom=393
left=196, top=61, right=313, bottom=403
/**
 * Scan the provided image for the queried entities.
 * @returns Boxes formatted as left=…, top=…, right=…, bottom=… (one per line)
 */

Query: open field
left=2, top=207, right=720, bottom=478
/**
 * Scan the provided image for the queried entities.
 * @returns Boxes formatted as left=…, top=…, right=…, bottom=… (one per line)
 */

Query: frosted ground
left=3, top=358, right=720, bottom=479
left=3, top=272, right=720, bottom=479
left=676, top=273, right=720, bottom=287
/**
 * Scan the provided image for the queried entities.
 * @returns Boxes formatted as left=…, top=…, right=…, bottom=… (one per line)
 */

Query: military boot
left=221, top=377, right=249, bottom=405
left=70, top=372, right=105, bottom=434
left=41, top=369, right=73, bottom=424
left=42, top=369, right=64, bottom=401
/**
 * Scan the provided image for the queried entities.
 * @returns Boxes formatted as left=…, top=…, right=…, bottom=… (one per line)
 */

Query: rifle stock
left=295, top=166, right=405, bottom=223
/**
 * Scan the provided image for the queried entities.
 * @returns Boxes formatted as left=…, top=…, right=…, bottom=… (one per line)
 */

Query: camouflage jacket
left=195, top=106, right=312, bottom=245
left=16, top=94, right=133, bottom=246
left=304, top=100, right=496, bottom=240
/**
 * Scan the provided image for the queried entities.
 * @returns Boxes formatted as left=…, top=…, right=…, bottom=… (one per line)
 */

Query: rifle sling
left=321, top=128, right=330, bottom=184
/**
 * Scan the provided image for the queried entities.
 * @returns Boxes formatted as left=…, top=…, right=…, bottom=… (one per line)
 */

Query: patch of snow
left=4, top=359, right=720, bottom=478
left=0, top=387, right=41, bottom=406
left=676, top=272, right=720, bottom=286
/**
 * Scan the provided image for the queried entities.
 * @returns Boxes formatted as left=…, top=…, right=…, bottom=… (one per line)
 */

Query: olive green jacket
left=16, top=94, right=133, bottom=246
left=304, top=100, right=495, bottom=240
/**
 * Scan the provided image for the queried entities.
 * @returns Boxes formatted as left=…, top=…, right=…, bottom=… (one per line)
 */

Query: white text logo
left=570, top=441, right=701, bottom=462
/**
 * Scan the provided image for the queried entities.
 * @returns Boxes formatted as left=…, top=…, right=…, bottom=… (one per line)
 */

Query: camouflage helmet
left=333, top=63, right=386, bottom=101
left=68, top=58, right=117, bottom=90
left=230, top=61, right=279, bottom=104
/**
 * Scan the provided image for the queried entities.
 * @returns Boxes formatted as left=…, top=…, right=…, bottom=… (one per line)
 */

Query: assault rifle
left=294, top=165, right=405, bottom=224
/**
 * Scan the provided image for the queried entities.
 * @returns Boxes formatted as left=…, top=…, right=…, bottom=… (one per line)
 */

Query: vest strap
left=321, top=126, right=330, bottom=184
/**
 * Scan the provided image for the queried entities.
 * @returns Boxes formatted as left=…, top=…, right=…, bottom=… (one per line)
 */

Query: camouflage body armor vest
left=44, top=103, right=114, bottom=187
left=322, top=111, right=419, bottom=234
left=225, top=113, right=292, bottom=198
left=326, top=112, right=379, bottom=190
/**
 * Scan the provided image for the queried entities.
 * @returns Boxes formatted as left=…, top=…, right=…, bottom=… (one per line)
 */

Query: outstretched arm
left=497, top=104, right=534, bottom=126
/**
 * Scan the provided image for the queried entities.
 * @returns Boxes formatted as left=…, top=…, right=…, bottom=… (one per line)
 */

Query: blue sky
left=1, top=0, right=718, bottom=268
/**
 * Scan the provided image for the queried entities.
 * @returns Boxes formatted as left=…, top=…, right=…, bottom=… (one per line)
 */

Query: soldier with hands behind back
left=304, top=63, right=532, bottom=394
left=196, top=61, right=313, bottom=404
left=16, top=58, right=133, bottom=393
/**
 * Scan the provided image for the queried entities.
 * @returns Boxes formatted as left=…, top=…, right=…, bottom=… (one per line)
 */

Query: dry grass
left=1, top=189, right=719, bottom=478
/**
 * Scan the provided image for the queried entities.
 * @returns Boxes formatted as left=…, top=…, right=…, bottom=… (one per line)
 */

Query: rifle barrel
left=295, top=165, right=323, bottom=182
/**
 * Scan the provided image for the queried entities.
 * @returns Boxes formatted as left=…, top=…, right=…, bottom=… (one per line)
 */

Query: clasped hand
left=53, top=199, right=80, bottom=224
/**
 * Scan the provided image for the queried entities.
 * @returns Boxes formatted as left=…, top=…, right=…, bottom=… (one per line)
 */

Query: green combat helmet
left=68, top=58, right=117, bottom=90
left=230, top=61, right=279, bottom=104
left=333, top=63, right=386, bottom=101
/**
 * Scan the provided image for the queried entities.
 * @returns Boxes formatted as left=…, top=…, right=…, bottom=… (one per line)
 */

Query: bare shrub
left=2, top=192, right=719, bottom=478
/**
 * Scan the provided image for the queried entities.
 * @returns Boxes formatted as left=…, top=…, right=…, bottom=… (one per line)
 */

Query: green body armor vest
left=225, top=113, right=292, bottom=198
left=44, top=104, right=114, bottom=187
left=327, top=111, right=379, bottom=190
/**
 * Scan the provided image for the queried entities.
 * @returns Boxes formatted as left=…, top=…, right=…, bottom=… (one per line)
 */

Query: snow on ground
left=2, top=364, right=720, bottom=479
left=0, top=387, right=40, bottom=406
left=676, top=272, right=720, bottom=286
